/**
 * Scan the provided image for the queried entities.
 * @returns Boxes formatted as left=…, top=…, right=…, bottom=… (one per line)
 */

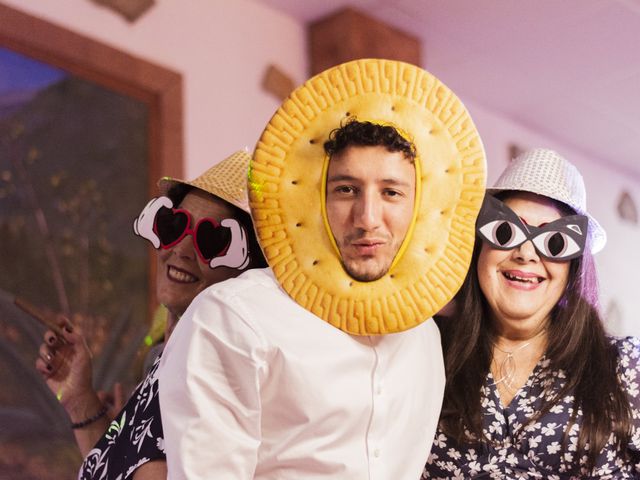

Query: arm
left=158, top=289, right=267, bottom=479
left=35, top=318, right=118, bottom=456
left=616, top=337, right=640, bottom=460
left=133, top=460, right=167, bottom=479
left=422, top=430, right=461, bottom=478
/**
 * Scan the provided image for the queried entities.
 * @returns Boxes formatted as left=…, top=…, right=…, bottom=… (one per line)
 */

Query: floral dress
left=423, top=337, right=640, bottom=479
left=78, top=355, right=165, bottom=480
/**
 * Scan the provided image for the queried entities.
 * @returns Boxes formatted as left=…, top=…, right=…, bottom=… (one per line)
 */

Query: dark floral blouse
left=423, top=336, right=640, bottom=479
left=77, top=355, right=165, bottom=480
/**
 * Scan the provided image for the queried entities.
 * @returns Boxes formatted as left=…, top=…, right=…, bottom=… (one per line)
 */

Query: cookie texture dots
left=250, top=59, right=486, bottom=335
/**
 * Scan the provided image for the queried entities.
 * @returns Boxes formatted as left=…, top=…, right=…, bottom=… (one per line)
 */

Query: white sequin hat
left=487, top=148, right=606, bottom=253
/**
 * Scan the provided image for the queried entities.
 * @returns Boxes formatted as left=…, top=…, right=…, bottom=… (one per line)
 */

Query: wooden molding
left=309, top=7, right=421, bottom=75
left=508, top=143, right=527, bottom=163
left=617, top=190, right=638, bottom=224
left=262, top=64, right=296, bottom=101
left=90, top=0, right=155, bottom=22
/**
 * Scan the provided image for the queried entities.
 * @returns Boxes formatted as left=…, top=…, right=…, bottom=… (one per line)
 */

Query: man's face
left=326, top=145, right=416, bottom=282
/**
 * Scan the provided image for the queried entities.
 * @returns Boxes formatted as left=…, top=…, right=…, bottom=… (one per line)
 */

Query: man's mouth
left=168, top=265, right=198, bottom=283
left=351, top=239, right=385, bottom=256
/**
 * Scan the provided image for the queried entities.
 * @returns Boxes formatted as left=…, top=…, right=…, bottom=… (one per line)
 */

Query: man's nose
left=353, top=192, right=382, bottom=231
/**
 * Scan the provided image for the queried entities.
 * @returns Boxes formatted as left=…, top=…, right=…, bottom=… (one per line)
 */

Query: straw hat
left=487, top=148, right=606, bottom=253
left=158, top=150, right=250, bottom=213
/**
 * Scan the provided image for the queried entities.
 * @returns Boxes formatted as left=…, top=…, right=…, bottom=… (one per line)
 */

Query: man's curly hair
left=323, top=119, right=416, bottom=162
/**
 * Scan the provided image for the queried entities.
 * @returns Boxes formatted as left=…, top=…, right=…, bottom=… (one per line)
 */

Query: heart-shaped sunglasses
left=153, top=206, right=232, bottom=264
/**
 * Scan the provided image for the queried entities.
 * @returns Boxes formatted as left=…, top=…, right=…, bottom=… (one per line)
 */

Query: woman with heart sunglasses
left=35, top=151, right=266, bottom=480
left=423, top=149, right=640, bottom=478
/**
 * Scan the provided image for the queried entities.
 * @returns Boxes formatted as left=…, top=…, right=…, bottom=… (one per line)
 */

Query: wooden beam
left=309, top=7, right=421, bottom=75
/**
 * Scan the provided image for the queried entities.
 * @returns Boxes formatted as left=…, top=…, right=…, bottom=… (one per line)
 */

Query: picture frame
left=0, top=5, right=183, bottom=477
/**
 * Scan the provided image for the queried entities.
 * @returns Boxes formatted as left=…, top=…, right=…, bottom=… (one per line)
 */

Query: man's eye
left=335, top=186, right=355, bottom=194
left=384, top=189, right=403, bottom=197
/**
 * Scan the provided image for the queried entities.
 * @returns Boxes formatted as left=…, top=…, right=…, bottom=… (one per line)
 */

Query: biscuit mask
left=250, top=59, right=486, bottom=335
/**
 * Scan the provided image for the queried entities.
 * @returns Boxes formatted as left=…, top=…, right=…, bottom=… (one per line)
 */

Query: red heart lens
left=155, top=207, right=189, bottom=246
left=195, top=219, right=231, bottom=260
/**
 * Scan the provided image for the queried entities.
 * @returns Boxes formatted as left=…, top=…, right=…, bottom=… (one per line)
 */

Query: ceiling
left=254, top=0, right=640, bottom=180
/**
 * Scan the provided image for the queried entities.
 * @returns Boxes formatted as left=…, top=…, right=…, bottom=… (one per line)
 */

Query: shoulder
left=201, top=267, right=283, bottom=304
left=608, top=335, right=640, bottom=358
left=200, top=267, right=315, bottom=320
left=177, top=267, right=305, bottom=346
left=187, top=268, right=284, bottom=319
left=162, top=271, right=280, bottom=370
left=166, top=269, right=279, bottom=343
left=608, top=335, right=640, bottom=380
left=607, top=337, right=640, bottom=431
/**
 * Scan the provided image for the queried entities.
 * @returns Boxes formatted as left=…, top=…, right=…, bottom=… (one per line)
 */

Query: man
left=324, top=120, right=417, bottom=283
left=159, top=59, right=486, bottom=479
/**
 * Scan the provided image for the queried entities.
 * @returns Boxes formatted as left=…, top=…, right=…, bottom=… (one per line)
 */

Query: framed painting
left=0, top=4, right=182, bottom=478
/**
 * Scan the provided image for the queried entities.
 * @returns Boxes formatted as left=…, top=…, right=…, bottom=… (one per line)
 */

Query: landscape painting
left=0, top=46, right=151, bottom=479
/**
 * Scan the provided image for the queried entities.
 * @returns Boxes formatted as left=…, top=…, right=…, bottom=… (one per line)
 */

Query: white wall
left=6, top=0, right=640, bottom=336
left=2, top=0, right=308, bottom=178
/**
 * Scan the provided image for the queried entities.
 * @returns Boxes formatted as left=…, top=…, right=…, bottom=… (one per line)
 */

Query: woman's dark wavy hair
left=166, top=183, right=267, bottom=269
left=323, top=118, right=416, bottom=161
left=438, top=192, right=631, bottom=472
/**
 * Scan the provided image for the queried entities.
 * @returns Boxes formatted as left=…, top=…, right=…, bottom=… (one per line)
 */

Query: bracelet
left=71, top=405, right=108, bottom=429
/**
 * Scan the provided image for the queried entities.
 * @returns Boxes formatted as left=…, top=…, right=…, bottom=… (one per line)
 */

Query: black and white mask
left=476, top=195, right=587, bottom=261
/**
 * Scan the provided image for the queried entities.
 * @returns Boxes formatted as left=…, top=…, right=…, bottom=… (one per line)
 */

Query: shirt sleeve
left=158, top=288, right=268, bottom=480
left=615, top=336, right=640, bottom=455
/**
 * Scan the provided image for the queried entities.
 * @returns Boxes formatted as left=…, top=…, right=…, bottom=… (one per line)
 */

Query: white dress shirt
left=159, top=268, right=444, bottom=480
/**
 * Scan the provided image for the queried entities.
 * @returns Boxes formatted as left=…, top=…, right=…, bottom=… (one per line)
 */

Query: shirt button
left=375, top=386, right=382, bottom=395
left=373, top=449, right=381, bottom=458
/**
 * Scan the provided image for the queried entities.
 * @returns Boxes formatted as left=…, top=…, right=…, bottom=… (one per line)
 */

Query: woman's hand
left=35, top=316, right=95, bottom=411
left=34, top=316, right=112, bottom=456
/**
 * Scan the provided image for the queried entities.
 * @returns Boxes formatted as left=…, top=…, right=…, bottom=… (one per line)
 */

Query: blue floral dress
left=77, top=355, right=165, bottom=480
left=423, top=337, right=640, bottom=479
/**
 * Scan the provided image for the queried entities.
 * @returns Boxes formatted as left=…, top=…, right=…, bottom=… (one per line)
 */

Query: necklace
left=490, top=341, right=532, bottom=391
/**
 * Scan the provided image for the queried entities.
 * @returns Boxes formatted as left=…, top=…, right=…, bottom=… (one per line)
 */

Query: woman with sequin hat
left=36, top=151, right=266, bottom=480
left=424, top=148, right=640, bottom=478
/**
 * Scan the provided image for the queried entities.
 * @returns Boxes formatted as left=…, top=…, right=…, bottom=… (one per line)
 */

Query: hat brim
left=156, top=151, right=252, bottom=214
left=157, top=177, right=249, bottom=213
